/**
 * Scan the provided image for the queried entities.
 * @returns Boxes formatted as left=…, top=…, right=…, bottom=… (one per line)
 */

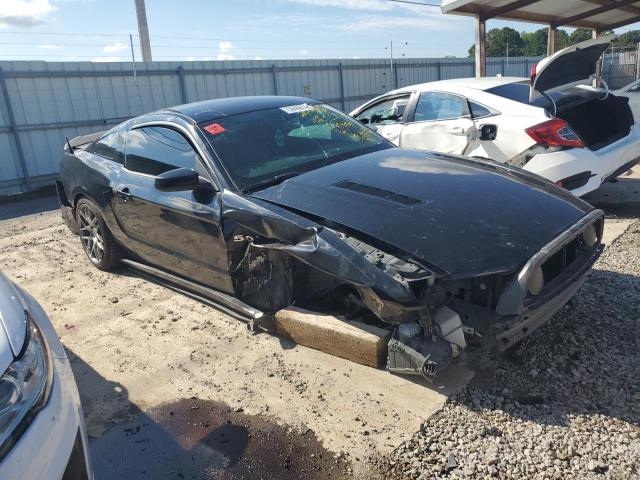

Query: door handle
left=449, top=126, right=467, bottom=136
left=116, top=187, right=132, bottom=202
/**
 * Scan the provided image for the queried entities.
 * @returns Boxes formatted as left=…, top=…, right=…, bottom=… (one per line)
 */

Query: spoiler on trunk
left=64, top=130, right=106, bottom=152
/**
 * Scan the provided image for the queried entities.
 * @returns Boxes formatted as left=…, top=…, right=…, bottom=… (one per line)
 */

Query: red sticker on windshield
left=204, top=123, right=226, bottom=135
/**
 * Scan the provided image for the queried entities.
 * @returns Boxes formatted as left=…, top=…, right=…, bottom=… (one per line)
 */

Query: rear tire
left=75, top=198, right=120, bottom=271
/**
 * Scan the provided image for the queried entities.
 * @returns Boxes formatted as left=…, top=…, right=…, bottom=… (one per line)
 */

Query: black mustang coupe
left=57, top=96, right=603, bottom=377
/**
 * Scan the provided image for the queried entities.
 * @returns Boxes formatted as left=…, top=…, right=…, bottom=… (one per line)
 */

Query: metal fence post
left=393, top=63, right=399, bottom=89
left=271, top=64, right=279, bottom=95
left=0, top=67, right=31, bottom=192
left=338, top=63, right=345, bottom=111
left=177, top=66, right=188, bottom=104
left=437, top=61, right=442, bottom=81
left=502, top=58, right=506, bottom=76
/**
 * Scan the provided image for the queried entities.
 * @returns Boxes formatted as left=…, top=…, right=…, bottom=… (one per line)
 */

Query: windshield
left=487, top=81, right=600, bottom=110
left=200, top=103, right=391, bottom=191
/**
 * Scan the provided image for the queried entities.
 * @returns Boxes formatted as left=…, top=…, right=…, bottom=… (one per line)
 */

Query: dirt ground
left=0, top=170, right=637, bottom=479
left=0, top=197, right=473, bottom=479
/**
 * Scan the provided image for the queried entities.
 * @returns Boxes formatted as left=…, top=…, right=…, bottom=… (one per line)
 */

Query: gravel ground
left=383, top=221, right=640, bottom=480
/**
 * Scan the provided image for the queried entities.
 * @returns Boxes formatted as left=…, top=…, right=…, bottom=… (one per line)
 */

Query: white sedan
left=351, top=36, right=640, bottom=197
left=0, top=272, right=92, bottom=479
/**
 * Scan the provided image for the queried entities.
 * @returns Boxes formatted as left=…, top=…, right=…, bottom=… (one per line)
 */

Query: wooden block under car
left=274, top=307, right=392, bottom=368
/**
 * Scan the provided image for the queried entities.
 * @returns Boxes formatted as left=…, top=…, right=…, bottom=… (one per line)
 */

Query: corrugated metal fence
left=603, top=49, right=640, bottom=89
left=0, top=56, right=542, bottom=195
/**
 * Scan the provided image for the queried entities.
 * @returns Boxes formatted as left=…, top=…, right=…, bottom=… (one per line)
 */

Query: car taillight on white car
left=525, top=118, right=585, bottom=148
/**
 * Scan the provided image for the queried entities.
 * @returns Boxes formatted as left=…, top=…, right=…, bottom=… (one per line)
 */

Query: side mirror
left=479, top=124, right=498, bottom=141
left=155, top=168, right=200, bottom=192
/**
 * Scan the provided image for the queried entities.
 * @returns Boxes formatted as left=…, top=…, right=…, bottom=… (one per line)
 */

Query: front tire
left=76, top=198, right=120, bottom=271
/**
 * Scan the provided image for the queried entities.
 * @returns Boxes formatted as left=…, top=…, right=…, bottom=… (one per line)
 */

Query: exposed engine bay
left=224, top=191, right=604, bottom=379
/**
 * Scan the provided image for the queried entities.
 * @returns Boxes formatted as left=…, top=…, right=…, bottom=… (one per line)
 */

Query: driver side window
left=125, top=126, right=201, bottom=176
left=356, top=95, right=410, bottom=125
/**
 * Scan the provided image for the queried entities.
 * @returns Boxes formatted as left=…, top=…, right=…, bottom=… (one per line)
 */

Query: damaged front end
left=222, top=191, right=604, bottom=379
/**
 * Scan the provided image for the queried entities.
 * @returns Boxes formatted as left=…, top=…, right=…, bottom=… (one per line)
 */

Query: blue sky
left=0, top=0, right=638, bottom=62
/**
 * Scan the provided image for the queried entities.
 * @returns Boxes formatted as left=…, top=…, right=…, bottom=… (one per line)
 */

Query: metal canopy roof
left=442, top=0, right=640, bottom=31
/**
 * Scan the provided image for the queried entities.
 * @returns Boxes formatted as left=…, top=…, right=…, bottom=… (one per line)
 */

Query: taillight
left=525, top=118, right=584, bottom=148
left=530, top=63, right=537, bottom=85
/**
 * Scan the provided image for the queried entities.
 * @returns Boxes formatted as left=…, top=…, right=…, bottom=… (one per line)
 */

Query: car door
left=399, top=91, right=478, bottom=155
left=111, top=123, right=233, bottom=293
left=353, top=93, right=412, bottom=144
left=464, top=99, right=509, bottom=162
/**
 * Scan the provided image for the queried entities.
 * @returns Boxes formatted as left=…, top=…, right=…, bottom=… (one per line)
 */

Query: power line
left=0, top=31, right=131, bottom=37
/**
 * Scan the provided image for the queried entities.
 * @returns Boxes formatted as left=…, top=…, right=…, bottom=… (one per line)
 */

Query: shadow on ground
left=584, top=176, right=640, bottom=218
left=67, top=349, right=354, bottom=480
left=0, top=193, right=58, bottom=221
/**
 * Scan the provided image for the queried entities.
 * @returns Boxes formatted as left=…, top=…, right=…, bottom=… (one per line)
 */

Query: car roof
left=392, top=76, right=527, bottom=94
left=164, top=96, right=321, bottom=123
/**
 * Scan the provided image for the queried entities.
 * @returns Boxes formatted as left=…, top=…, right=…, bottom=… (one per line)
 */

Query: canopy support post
left=547, top=26, right=556, bottom=56
left=593, top=29, right=603, bottom=85
left=475, top=17, right=486, bottom=78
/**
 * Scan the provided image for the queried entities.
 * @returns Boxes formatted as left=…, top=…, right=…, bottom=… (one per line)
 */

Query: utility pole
left=506, top=40, right=509, bottom=72
left=134, top=0, right=152, bottom=62
left=475, top=18, right=486, bottom=77
left=389, top=40, right=394, bottom=80
left=129, top=34, right=137, bottom=81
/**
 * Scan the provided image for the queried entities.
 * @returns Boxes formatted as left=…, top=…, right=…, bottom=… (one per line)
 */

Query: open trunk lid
left=530, top=35, right=613, bottom=102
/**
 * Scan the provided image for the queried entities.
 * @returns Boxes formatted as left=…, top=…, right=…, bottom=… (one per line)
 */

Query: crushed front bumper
left=493, top=209, right=604, bottom=350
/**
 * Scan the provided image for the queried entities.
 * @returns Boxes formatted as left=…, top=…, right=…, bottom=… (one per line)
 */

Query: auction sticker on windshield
left=280, top=104, right=315, bottom=114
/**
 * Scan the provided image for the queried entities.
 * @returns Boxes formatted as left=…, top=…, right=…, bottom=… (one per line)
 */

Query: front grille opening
left=541, top=237, right=580, bottom=285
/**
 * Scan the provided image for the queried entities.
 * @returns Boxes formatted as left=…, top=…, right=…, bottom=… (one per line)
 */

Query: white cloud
left=217, top=40, right=235, bottom=60
left=254, top=56, right=263, bottom=60
left=101, top=42, right=128, bottom=53
left=185, top=56, right=196, bottom=61
left=202, top=56, right=212, bottom=61
left=0, top=0, right=56, bottom=27
left=283, top=0, right=392, bottom=11
left=37, top=43, right=62, bottom=49
left=218, top=40, right=233, bottom=52
left=281, top=0, right=439, bottom=14
left=299, top=49, right=309, bottom=55
left=342, top=14, right=460, bottom=33
left=91, top=56, right=121, bottom=62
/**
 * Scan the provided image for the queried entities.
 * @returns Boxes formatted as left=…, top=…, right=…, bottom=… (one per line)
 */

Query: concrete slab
left=602, top=218, right=635, bottom=246
left=0, top=209, right=473, bottom=477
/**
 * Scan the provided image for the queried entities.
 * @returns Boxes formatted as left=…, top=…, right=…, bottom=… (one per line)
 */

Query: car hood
left=252, top=149, right=592, bottom=278
left=0, top=273, right=28, bottom=374
left=530, top=35, right=612, bottom=102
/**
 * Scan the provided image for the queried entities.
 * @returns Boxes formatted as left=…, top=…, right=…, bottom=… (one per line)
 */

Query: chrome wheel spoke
left=78, top=205, right=104, bottom=263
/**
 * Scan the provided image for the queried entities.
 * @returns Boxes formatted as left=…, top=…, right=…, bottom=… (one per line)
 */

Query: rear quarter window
left=486, top=82, right=531, bottom=104
left=91, top=132, right=124, bottom=164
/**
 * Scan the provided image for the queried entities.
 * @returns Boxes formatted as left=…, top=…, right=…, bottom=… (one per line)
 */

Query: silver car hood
left=0, top=273, right=28, bottom=373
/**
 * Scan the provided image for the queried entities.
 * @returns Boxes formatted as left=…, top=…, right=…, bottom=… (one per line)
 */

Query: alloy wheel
left=78, top=204, right=105, bottom=264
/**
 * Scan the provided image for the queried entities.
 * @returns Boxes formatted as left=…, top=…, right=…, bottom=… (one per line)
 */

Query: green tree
left=568, top=28, right=593, bottom=45
left=555, top=30, right=570, bottom=50
left=521, top=29, right=547, bottom=56
left=466, top=27, right=640, bottom=59
left=467, top=27, right=524, bottom=57
left=616, top=30, right=640, bottom=47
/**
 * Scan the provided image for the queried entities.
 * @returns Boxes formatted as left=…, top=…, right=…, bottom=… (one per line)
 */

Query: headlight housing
left=0, top=315, right=52, bottom=459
